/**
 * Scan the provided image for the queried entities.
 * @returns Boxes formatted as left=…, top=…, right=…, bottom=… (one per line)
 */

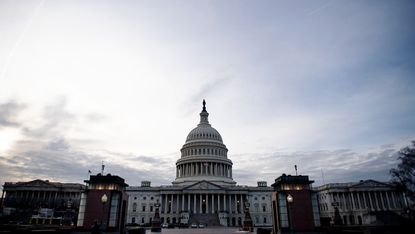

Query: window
left=262, top=205, right=266, bottom=212
left=133, top=203, right=137, bottom=212
left=134, top=197, right=137, bottom=200
left=151, top=196, right=154, bottom=200
left=263, top=217, right=267, bottom=223
left=150, top=206, right=153, bottom=212
left=143, top=196, right=146, bottom=200
left=132, top=217, right=136, bottom=223
left=142, top=206, right=146, bottom=212
left=141, top=217, right=145, bottom=223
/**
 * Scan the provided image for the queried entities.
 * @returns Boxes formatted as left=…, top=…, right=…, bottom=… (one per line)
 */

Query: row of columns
left=4, top=190, right=79, bottom=199
left=182, top=147, right=226, bottom=157
left=331, top=190, right=406, bottom=211
left=176, top=162, right=232, bottom=178
left=160, top=193, right=245, bottom=214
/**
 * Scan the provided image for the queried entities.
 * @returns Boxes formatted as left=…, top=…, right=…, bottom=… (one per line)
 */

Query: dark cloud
left=232, top=146, right=400, bottom=186
left=22, top=97, right=75, bottom=138
left=0, top=101, right=25, bottom=128
left=0, top=138, right=173, bottom=190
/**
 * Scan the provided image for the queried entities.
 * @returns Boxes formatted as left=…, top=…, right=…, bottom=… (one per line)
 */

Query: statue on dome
left=203, top=99, right=206, bottom=111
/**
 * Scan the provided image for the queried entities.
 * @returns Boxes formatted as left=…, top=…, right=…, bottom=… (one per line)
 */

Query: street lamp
left=101, top=194, right=108, bottom=230
left=151, top=200, right=161, bottom=232
left=287, top=194, right=294, bottom=234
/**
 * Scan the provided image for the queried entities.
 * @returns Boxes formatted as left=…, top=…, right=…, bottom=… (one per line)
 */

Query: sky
left=1, top=0, right=415, bottom=191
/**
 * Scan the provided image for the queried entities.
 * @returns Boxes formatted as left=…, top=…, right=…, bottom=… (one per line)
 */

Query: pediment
left=21, top=179, right=55, bottom=188
left=183, top=180, right=224, bottom=191
left=351, top=180, right=391, bottom=189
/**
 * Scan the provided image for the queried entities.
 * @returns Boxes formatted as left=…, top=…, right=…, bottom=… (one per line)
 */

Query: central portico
left=126, top=101, right=272, bottom=227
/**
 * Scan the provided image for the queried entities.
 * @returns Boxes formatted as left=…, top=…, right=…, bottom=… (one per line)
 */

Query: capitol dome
left=173, top=100, right=236, bottom=186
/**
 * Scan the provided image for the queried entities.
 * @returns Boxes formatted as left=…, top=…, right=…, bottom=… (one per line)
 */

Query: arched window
left=133, top=203, right=137, bottom=212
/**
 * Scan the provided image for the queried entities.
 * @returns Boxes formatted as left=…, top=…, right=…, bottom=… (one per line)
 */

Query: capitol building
left=126, top=101, right=272, bottom=227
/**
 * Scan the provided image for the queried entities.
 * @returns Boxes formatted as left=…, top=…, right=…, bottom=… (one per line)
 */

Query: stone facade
left=126, top=101, right=272, bottom=227
left=314, top=179, right=408, bottom=226
left=1, top=179, right=85, bottom=210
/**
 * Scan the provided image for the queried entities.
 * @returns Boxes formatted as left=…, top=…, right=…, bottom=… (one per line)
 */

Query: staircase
left=188, top=213, right=221, bottom=227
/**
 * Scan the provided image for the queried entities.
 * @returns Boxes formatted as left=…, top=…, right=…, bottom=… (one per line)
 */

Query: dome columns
left=176, top=162, right=232, bottom=179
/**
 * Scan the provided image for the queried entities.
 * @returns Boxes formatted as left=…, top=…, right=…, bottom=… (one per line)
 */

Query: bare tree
left=390, top=141, right=415, bottom=202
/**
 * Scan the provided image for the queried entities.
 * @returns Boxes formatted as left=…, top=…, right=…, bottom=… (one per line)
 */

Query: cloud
left=231, top=144, right=402, bottom=186
left=0, top=137, right=174, bottom=190
left=0, top=101, right=26, bottom=128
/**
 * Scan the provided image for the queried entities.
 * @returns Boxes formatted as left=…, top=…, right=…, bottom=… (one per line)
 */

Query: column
left=373, top=192, right=380, bottom=210
left=234, top=194, right=237, bottom=213
left=240, top=194, right=243, bottom=213
left=215, top=163, right=218, bottom=176
left=210, top=163, right=213, bottom=175
left=159, top=194, right=163, bottom=213
left=368, top=192, right=374, bottom=210
left=228, top=194, right=231, bottom=213
left=211, top=194, right=214, bottom=214
left=385, top=191, right=391, bottom=209
left=350, top=192, right=355, bottom=210
left=225, top=194, right=228, bottom=212
left=182, top=194, right=185, bottom=211
left=176, top=194, right=179, bottom=214
left=200, top=194, right=202, bottom=213
left=230, top=167, right=232, bottom=178
left=193, top=194, right=197, bottom=213
left=164, top=194, right=169, bottom=214
left=188, top=194, right=191, bottom=211
left=206, top=194, right=209, bottom=213
left=391, top=191, right=397, bottom=208
left=379, top=191, right=385, bottom=210
left=356, top=192, right=362, bottom=210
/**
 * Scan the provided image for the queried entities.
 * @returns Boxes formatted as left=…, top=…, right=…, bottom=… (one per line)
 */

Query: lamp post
left=287, top=194, right=294, bottom=234
left=151, top=200, right=161, bottom=232
left=243, top=200, right=253, bottom=232
left=101, top=194, right=108, bottom=230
